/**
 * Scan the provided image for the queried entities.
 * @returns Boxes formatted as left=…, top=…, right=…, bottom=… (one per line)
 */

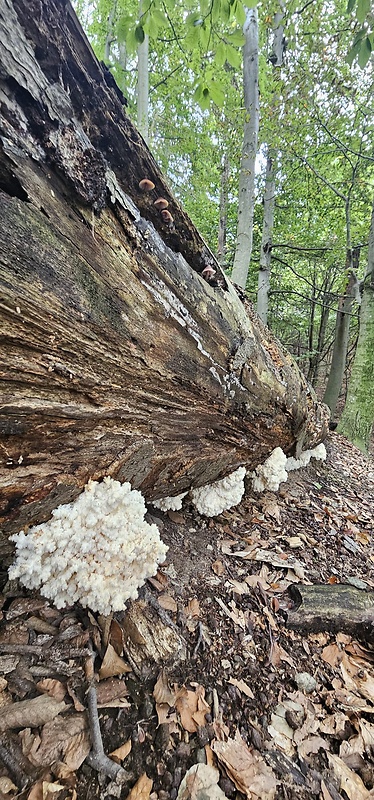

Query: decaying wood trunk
left=287, top=585, right=374, bottom=641
left=0, top=0, right=329, bottom=554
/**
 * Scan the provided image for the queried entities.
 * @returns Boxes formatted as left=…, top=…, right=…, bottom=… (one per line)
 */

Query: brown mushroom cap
left=160, top=209, right=174, bottom=223
left=202, top=266, right=216, bottom=278
left=154, top=197, right=169, bottom=210
left=139, top=178, right=155, bottom=191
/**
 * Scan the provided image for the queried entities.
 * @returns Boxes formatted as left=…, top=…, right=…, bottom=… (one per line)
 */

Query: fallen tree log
left=286, top=584, right=374, bottom=641
left=0, top=0, right=329, bottom=557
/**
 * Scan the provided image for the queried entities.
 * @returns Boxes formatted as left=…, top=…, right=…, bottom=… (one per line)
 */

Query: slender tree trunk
left=104, top=1, right=117, bottom=63
left=309, top=290, right=331, bottom=387
left=230, top=8, right=259, bottom=288
left=257, top=151, right=275, bottom=323
left=322, top=266, right=357, bottom=418
left=307, top=273, right=316, bottom=383
left=338, top=199, right=374, bottom=452
left=137, top=0, right=149, bottom=143
left=256, top=3, right=284, bottom=321
left=217, top=153, right=229, bottom=267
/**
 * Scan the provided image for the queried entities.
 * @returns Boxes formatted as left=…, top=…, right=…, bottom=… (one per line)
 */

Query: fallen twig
left=85, top=641, right=129, bottom=782
left=0, top=643, right=91, bottom=658
left=0, top=739, right=31, bottom=790
left=193, top=621, right=205, bottom=656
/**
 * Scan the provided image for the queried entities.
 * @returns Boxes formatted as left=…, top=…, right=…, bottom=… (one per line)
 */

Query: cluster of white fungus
left=9, top=477, right=168, bottom=616
left=285, top=442, right=327, bottom=472
left=252, top=443, right=327, bottom=493
left=252, top=447, right=288, bottom=493
left=191, top=467, right=246, bottom=517
left=152, top=492, right=187, bottom=512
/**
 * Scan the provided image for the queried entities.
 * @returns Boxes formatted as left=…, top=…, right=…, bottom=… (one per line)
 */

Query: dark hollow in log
left=0, top=0, right=329, bottom=559
left=286, top=584, right=374, bottom=642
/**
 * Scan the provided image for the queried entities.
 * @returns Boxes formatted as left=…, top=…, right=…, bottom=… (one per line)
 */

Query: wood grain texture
left=0, top=0, right=329, bottom=554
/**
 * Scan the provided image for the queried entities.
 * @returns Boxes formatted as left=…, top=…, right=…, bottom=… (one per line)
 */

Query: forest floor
left=0, top=432, right=373, bottom=800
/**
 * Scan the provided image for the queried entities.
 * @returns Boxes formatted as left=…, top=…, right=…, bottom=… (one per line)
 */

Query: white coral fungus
left=152, top=492, right=187, bottom=512
left=9, top=477, right=168, bottom=615
left=191, top=467, right=246, bottom=517
left=252, top=447, right=288, bottom=493
left=286, top=442, right=327, bottom=472
left=252, top=442, right=327, bottom=493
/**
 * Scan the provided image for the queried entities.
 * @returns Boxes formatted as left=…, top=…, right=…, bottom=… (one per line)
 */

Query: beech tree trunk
left=323, top=269, right=357, bottom=418
left=137, top=0, right=149, bottom=144
left=230, top=7, right=259, bottom=288
left=257, top=151, right=275, bottom=325
left=0, top=0, right=329, bottom=557
left=338, top=198, right=374, bottom=453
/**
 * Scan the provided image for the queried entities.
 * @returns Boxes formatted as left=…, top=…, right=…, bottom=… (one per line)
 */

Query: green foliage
left=74, top=0, right=374, bottom=388
left=346, top=0, right=374, bottom=67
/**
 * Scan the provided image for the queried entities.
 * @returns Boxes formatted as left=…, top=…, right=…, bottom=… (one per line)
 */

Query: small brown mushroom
left=160, top=209, right=174, bottom=224
left=154, top=197, right=169, bottom=210
left=201, top=266, right=216, bottom=279
left=139, top=178, right=155, bottom=191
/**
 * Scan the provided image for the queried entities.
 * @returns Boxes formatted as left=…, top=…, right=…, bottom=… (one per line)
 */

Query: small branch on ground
left=0, top=739, right=30, bottom=791
left=85, top=641, right=129, bottom=782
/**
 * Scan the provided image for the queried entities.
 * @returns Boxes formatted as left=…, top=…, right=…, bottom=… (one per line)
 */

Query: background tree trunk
left=257, top=151, right=275, bottom=324
left=230, top=7, right=259, bottom=289
left=137, top=0, right=149, bottom=144
left=0, top=0, right=329, bottom=558
left=217, top=153, right=229, bottom=267
left=338, top=198, right=374, bottom=453
left=323, top=268, right=357, bottom=418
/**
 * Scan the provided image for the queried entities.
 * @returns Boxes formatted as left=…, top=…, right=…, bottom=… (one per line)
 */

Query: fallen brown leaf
left=124, top=773, right=153, bottom=800
left=96, top=677, right=129, bottom=706
left=6, top=597, right=46, bottom=620
left=321, top=643, right=341, bottom=669
left=212, top=730, right=277, bottom=799
left=110, top=739, right=132, bottom=761
left=167, top=510, right=185, bottom=524
left=153, top=671, right=177, bottom=706
left=297, top=735, right=329, bottom=758
left=109, top=619, right=124, bottom=655
left=212, top=560, right=225, bottom=576
left=158, top=594, right=178, bottom=613
left=175, top=685, right=209, bottom=733
left=185, top=598, right=201, bottom=618
left=99, top=644, right=132, bottom=680
left=340, top=653, right=374, bottom=705
left=36, top=679, right=67, bottom=703
left=327, top=753, right=371, bottom=800
left=228, top=678, right=254, bottom=699
left=23, top=713, right=90, bottom=770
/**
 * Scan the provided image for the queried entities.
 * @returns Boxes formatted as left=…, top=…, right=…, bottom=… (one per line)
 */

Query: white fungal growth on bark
left=252, top=443, right=327, bottom=493
left=191, top=467, right=247, bottom=517
left=9, top=477, right=168, bottom=615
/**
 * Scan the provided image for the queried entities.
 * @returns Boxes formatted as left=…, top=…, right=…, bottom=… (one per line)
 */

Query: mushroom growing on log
left=0, top=0, right=329, bottom=562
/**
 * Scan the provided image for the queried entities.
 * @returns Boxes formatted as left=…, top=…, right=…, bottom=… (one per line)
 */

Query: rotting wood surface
left=0, top=0, right=329, bottom=553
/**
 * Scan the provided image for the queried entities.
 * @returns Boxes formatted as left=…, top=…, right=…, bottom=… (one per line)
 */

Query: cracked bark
left=0, top=0, right=329, bottom=557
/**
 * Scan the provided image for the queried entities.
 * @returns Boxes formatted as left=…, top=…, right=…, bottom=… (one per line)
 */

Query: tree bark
left=322, top=268, right=357, bottom=418
left=286, top=584, right=374, bottom=641
left=137, top=0, right=149, bottom=144
left=0, top=0, right=329, bottom=556
left=257, top=151, right=275, bottom=324
left=217, top=152, right=229, bottom=268
left=230, top=7, right=259, bottom=289
left=338, top=199, right=374, bottom=453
